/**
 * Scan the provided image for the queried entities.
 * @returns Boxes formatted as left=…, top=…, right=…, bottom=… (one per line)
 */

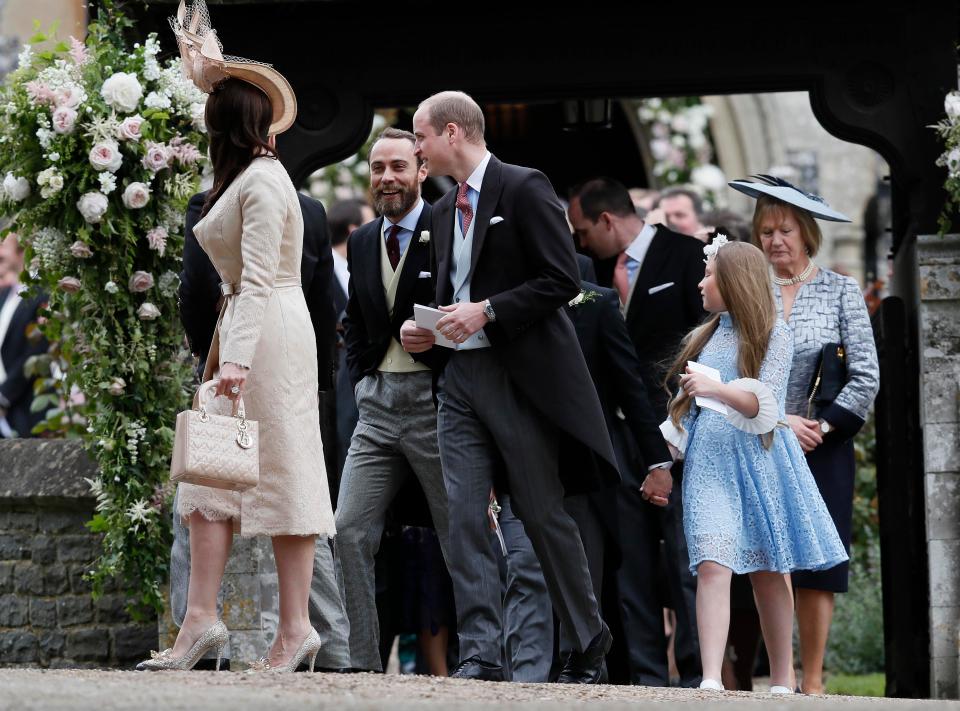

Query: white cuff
left=724, top=378, right=779, bottom=434
left=648, top=461, right=673, bottom=471
left=659, top=419, right=688, bottom=456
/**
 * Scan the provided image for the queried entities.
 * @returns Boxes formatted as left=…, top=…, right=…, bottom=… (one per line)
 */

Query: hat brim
left=226, top=62, right=297, bottom=135
left=728, top=180, right=851, bottom=222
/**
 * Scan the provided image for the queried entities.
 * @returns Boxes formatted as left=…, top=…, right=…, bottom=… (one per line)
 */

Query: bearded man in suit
left=401, top=91, right=618, bottom=684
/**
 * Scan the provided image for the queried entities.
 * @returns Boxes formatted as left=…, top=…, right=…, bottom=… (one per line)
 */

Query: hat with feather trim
left=728, top=174, right=851, bottom=222
left=169, top=0, right=296, bottom=135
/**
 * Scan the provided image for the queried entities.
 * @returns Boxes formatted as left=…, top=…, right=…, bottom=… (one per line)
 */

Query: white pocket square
left=648, top=282, right=675, bottom=295
left=489, top=216, right=505, bottom=226
left=418, top=271, right=431, bottom=278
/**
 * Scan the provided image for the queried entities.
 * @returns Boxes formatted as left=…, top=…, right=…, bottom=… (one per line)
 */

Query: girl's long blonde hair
left=665, top=241, right=777, bottom=446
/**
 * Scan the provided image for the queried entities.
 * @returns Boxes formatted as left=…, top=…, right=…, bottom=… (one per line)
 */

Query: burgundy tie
left=456, top=182, right=474, bottom=235
left=385, top=224, right=401, bottom=270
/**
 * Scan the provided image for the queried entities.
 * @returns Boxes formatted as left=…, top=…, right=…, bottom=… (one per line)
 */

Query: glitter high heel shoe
left=136, top=620, right=229, bottom=671
left=249, top=628, right=322, bottom=673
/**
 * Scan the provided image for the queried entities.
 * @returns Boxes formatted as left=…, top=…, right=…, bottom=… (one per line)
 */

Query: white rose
left=52, top=106, right=78, bottom=134
left=945, top=92, right=960, bottom=121
left=77, top=191, right=109, bottom=224
left=89, top=140, right=123, bottom=173
left=122, top=182, right=151, bottom=209
left=143, top=91, right=171, bottom=110
left=137, top=302, right=161, bottom=320
left=3, top=172, right=30, bottom=201
left=117, top=115, right=144, bottom=142
left=141, top=142, right=171, bottom=173
left=48, top=174, right=64, bottom=191
left=100, top=72, right=143, bottom=113
left=189, top=102, right=207, bottom=132
left=691, top=164, right=727, bottom=192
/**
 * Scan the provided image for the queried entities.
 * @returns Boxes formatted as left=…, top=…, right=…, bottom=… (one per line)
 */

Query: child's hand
left=680, top=367, right=721, bottom=399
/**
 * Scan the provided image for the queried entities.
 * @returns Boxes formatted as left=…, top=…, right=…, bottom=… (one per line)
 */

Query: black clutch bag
left=806, top=342, right=846, bottom=418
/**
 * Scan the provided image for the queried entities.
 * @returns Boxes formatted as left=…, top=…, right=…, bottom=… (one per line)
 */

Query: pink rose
left=117, top=115, right=144, bottom=142
left=69, top=241, right=93, bottom=258
left=89, top=140, right=123, bottom=173
left=141, top=142, right=171, bottom=173
left=58, top=277, right=82, bottom=293
left=122, top=182, right=151, bottom=209
left=52, top=106, right=78, bottom=135
left=55, top=84, right=84, bottom=109
left=146, top=227, right=167, bottom=256
left=128, top=271, right=154, bottom=293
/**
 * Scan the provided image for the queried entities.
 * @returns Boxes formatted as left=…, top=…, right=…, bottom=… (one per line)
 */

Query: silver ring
left=230, top=385, right=240, bottom=395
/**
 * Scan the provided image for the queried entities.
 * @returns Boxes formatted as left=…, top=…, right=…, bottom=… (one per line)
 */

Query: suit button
left=387, top=357, right=393, bottom=364
left=455, top=297, right=460, bottom=302
left=478, top=334, right=484, bottom=340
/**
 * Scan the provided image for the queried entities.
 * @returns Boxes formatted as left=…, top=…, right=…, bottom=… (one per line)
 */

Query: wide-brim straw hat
left=728, top=174, right=851, bottom=222
left=169, top=0, right=296, bottom=135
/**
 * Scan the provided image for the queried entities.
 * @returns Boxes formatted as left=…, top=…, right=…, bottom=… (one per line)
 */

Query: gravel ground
left=3, top=670, right=959, bottom=711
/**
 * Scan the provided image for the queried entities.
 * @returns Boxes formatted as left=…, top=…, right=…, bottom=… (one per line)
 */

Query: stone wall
left=916, top=234, right=960, bottom=699
left=0, top=439, right=156, bottom=668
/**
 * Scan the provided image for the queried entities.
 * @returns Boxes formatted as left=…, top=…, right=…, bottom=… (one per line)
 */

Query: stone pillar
left=916, top=233, right=960, bottom=699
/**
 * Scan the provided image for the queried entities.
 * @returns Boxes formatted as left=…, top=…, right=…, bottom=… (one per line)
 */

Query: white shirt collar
left=624, top=222, right=657, bottom=263
left=464, top=151, right=492, bottom=194
left=331, top=250, right=349, bottom=294
left=384, top=197, right=425, bottom=234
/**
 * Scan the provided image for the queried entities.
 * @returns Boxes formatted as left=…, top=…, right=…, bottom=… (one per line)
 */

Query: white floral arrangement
left=933, top=90, right=960, bottom=234
left=0, top=6, right=208, bottom=615
left=636, top=97, right=725, bottom=209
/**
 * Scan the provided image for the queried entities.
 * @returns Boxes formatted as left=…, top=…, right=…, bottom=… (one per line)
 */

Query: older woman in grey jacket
left=731, top=176, right=880, bottom=695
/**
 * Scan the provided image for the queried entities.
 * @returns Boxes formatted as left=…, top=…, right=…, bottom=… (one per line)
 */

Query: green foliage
left=0, top=0, right=208, bottom=616
left=825, top=414, right=885, bottom=675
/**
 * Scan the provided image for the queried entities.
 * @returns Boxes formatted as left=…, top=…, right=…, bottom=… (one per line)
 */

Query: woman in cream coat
left=139, top=69, right=334, bottom=670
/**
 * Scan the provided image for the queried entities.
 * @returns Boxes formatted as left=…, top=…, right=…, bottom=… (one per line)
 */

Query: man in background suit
left=327, top=198, right=374, bottom=485
left=173, top=187, right=349, bottom=670
left=402, top=91, right=619, bottom=683
left=568, top=177, right=706, bottom=687
left=0, top=234, right=47, bottom=438
left=336, top=127, right=452, bottom=672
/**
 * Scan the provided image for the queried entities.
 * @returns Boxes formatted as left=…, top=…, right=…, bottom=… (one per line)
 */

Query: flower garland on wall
left=0, top=2, right=208, bottom=615
left=933, top=90, right=960, bottom=234
left=635, top=97, right=726, bottom=209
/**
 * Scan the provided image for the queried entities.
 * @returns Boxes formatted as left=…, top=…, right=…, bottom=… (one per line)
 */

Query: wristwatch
left=818, top=419, right=833, bottom=434
left=483, top=299, right=497, bottom=322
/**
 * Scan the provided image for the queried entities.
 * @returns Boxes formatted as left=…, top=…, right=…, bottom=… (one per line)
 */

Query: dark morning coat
left=430, top=155, right=619, bottom=494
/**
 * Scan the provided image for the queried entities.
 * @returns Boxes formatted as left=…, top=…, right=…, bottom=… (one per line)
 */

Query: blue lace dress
left=677, top=315, right=848, bottom=575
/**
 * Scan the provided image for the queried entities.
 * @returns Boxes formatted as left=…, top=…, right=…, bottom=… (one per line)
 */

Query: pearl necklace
left=773, top=261, right=815, bottom=287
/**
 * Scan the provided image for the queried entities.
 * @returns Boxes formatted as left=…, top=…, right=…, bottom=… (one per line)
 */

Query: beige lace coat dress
left=176, top=156, right=336, bottom=538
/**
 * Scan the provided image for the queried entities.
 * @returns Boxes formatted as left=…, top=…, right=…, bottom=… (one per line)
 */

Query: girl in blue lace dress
left=660, top=239, right=847, bottom=693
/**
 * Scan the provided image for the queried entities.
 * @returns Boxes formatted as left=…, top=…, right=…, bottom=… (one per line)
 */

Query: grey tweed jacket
left=775, top=267, right=880, bottom=435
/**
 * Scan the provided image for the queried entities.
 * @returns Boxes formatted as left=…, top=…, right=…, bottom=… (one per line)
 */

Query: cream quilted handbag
left=170, top=379, right=259, bottom=492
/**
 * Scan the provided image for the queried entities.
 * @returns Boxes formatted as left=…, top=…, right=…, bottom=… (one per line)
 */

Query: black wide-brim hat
left=729, top=174, right=851, bottom=223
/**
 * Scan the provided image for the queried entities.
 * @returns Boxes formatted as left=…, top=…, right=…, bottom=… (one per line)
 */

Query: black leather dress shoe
left=556, top=624, right=612, bottom=684
left=450, top=655, right=505, bottom=681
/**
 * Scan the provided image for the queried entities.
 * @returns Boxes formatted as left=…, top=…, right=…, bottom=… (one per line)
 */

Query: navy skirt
left=791, top=437, right=855, bottom=593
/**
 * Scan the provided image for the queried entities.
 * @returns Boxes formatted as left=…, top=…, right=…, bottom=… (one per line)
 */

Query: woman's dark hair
left=202, top=78, right=276, bottom=217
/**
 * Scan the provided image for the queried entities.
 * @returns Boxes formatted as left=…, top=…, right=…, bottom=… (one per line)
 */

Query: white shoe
left=699, top=678, right=724, bottom=691
left=770, top=685, right=794, bottom=694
